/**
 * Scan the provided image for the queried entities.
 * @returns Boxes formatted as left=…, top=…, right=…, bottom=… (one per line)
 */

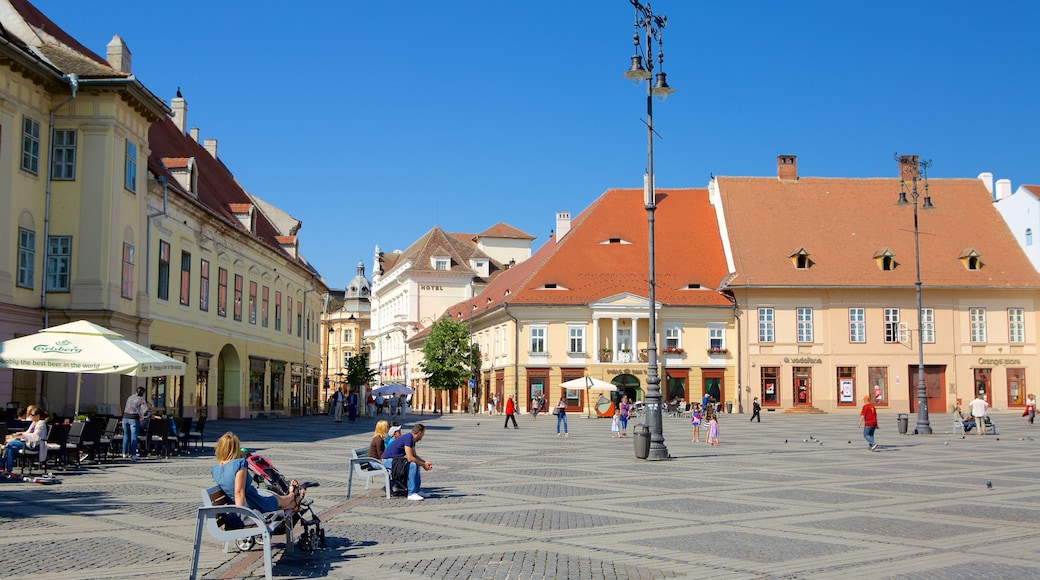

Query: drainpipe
left=41, top=73, right=80, bottom=328
left=145, top=173, right=169, bottom=294
left=735, top=302, right=743, bottom=413
left=503, top=303, right=520, bottom=408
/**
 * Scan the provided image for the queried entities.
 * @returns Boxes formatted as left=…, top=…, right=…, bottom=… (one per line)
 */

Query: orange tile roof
left=716, top=176, right=1040, bottom=288
left=476, top=223, right=536, bottom=240
left=378, top=226, right=502, bottom=281
left=162, top=157, right=191, bottom=169
left=447, top=188, right=733, bottom=321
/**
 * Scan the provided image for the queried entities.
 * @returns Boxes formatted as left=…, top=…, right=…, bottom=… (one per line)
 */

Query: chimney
left=555, top=212, right=571, bottom=242
left=189, top=127, right=200, bottom=143
left=898, top=155, right=919, bottom=182
left=204, top=138, right=218, bottom=159
left=777, top=155, right=797, bottom=181
left=996, top=179, right=1012, bottom=201
left=106, top=35, right=131, bottom=73
left=171, top=94, right=187, bottom=134
left=977, top=172, right=994, bottom=195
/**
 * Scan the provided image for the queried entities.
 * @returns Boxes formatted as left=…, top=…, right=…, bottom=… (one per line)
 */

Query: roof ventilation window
left=873, top=248, right=897, bottom=271
left=788, top=247, right=813, bottom=270
left=959, top=249, right=983, bottom=271
left=600, top=238, right=632, bottom=245
left=543, top=283, right=558, bottom=289
left=687, top=283, right=701, bottom=289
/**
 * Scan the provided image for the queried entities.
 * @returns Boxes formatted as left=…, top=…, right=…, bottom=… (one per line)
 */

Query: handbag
left=551, top=407, right=560, bottom=416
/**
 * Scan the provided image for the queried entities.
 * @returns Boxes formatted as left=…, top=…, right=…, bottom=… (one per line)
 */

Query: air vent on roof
left=873, top=248, right=897, bottom=271
left=788, top=247, right=813, bottom=270
left=544, top=283, right=558, bottom=289
left=959, top=249, right=983, bottom=271
left=687, top=284, right=700, bottom=289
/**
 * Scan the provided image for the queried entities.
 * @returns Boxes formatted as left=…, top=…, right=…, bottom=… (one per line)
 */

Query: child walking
left=706, top=411, right=720, bottom=446
left=611, top=412, right=621, bottom=438
left=690, top=403, right=702, bottom=442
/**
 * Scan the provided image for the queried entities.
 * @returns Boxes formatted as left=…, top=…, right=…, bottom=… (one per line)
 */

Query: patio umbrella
left=559, top=375, right=617, bottom=417
left=0, top=320, right=187, bottom=415
left=372, top=383, right=413, bottom=396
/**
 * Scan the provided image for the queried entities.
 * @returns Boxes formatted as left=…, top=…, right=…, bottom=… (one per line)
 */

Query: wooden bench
left=347, top=447, right=392, bottom=499
left=189, top=485, right=294, bottom=580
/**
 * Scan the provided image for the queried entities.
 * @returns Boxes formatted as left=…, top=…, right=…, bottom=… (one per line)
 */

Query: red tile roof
left=716, top=176, right=1040, bottom=288
left=447, top=188, right=733, bottom=321
left=378, top=226, right=503, bottom=282
left=476, top=223, right=536, bottom=240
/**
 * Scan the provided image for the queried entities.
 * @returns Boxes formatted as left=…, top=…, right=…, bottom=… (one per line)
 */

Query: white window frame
left=664, top=324, right=681, bottom=350
left=17, top=228, right=35, bottom=289
left=849, top=308, right=865, bottom=343
left=121, top=243, right=134, bottom=299
left=21, top=116, right=40, bottom=174
left=567, top=325, right=585, bottom=354
left=1009, top=308, right=1025, bottom=344
left=884, top=308, right=900, bottom=343
left=46, top=235, right=71, bottom=292
left=529, top=325, right=546, bottom=354
left=970, top=307, right=987, bottom=343
left=51, top=128, right=76, bottom=180
left=921, top=308, right=935, bottom=344
left=758, top=307, right=774, bottom=343
left=796, top=307, right=814, bottom=343
left=708, top=324, right=725, bottom=350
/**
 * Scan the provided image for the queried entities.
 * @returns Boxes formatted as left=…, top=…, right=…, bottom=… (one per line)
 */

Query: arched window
left=1027, top=228, right=1033, bottom=246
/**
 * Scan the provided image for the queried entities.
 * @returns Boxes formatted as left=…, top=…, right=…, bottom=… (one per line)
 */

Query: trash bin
left=725, top=402, right=733, bottom=414
left=897, top=413, right=908, bottom=435
left=634, top=424, right=650, bottom=459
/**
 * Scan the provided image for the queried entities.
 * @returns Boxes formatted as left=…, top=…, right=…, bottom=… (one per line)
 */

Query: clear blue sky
left=45, top=1, right=1040, bottom=287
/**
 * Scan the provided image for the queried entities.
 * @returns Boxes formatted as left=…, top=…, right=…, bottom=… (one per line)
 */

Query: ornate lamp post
left=623, top=0, right=674, bottom=459
left=896, top=154, right=933, bottom=435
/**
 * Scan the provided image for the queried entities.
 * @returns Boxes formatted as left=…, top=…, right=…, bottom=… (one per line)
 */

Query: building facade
left=715, top=156, right=1040, bottom=414
left=320, top=262, right=371, bottom=413
left=0, top=1, right=326, bottom=417
left=440, top=189, right=736, bottom=416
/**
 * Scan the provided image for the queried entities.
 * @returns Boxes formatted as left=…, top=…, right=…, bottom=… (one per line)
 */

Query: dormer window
left=873, top=248, right=897, bottom=271
left=788, top=247, right=813, bottom=270
left=959, top=249, right=983, bottom=271
left=600, top=237, right=632, bottom=245
left=431, top=256, right=450, bottom=270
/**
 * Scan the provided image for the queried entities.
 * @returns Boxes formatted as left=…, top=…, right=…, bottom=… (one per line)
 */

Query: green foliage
left=345, top=351, right=376, bottom=389
left=421, top=318, right=479, bottom=391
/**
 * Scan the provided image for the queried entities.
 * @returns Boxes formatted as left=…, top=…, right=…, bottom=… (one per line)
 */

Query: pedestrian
left=555, top=396, right=568, bottom=437
left=376, top=394, right=385, bottom=415
left=690, top=403, right=702, bottom=442
left=333, top=387, right=344, bottom=423
left=706, top=410, right=720, bottom=446
left=381, top=423, right=433, bottom=501
left=1024, top=393, right=1035, bottom=426
left=487, top=399, right=495, bottom=416
left=531, top=395, right=540, bottom=421
left=967, top=393, right=989, bottom=436
left=347, top=389, right=358, bottom=422
left=492, top=395, right=499, bottom=416
left=611, top=411, right=621, bottom=438
left=618, top=395, right=630, bottom=438
left=503, top=396, right=519, bottom=429
left=750, top=397, right=761, bottom=423
left=858, top=395, right=879, bottom=451
left=122, top=386, right=151, bottom=460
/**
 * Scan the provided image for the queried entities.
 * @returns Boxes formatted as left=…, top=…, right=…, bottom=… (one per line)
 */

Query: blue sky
left=45, top=1, right=1040, bottom=287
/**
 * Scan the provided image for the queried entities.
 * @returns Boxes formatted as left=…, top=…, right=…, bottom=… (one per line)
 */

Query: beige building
left=714, top=156, right=1040, bottom=415
left=441, top=189, right=736, bottom=415
left=320, top=262, right=371, bottom=412
left=0, top=1, right=326, bottom=417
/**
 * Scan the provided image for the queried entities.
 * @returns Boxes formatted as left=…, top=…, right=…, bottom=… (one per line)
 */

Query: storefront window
left=761, top=366, right=779, bottom=406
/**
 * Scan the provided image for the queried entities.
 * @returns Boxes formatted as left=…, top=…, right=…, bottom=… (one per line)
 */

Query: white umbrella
left=0, top=320, right=187, bottom=414
left=372, top=383, right=413, bottom=396
left=559, top=375, right=617, bottom=417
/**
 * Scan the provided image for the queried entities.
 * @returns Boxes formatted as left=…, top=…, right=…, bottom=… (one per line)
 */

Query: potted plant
left=706, top=347, right=729, bottom=355
left=662, top=347, right=684, bottom=355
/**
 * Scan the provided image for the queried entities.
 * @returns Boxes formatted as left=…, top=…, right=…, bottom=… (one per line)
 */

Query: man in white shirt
left=967, top=393, right=989, bottom=436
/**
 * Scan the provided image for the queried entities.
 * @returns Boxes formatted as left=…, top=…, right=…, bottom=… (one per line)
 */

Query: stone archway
left=216, top=344, right=242, bottom=419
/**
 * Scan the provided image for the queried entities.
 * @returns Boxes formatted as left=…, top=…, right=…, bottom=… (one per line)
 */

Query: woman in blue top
left=211, top=432, right=302, bottom=513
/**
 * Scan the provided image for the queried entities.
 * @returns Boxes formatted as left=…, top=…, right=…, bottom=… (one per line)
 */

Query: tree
left=345, top=351, right=376, bottom=390
left=421, top=318, right=480, bottom=412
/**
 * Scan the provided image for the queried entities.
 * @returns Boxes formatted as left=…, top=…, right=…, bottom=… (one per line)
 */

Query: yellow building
left=441, top=189, right=736, bottom=415
left=713, top=156, right=1040, bottom=415
left=0, top=2, right=325, bottom=417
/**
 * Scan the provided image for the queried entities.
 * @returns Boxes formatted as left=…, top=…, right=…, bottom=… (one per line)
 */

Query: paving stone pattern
left=3, top=411, right=1040, bottom=578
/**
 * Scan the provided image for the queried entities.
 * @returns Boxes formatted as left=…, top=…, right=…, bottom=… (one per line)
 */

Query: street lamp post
left=896, top=154, right=933, bottom=435
left=623, top=0, right=674, bottom=460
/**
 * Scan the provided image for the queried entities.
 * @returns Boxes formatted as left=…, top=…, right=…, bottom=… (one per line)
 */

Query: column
left=611, top=318, right=619, bottom=362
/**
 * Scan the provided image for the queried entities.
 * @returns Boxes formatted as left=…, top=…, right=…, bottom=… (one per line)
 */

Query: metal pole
left=911, top=179, right=932, bottom=434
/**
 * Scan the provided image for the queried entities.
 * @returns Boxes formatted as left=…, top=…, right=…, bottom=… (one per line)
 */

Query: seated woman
left=368, top=420, right=389, bottom=461
left=211, top=432, right=303, bottom=513
left=3, top=408, right=48, bottom=476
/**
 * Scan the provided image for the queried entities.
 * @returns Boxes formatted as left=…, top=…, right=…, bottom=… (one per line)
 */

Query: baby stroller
left=243, top=453, right=326, bottom=552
